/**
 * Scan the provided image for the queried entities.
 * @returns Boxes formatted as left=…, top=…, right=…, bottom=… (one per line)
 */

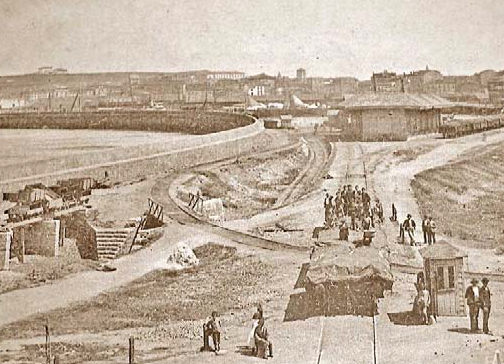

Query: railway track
left=316, top=142, right=373, bottom=364
left=150, top=136, right=312, bottom=253
left=275, top=135, right=333, bottom=208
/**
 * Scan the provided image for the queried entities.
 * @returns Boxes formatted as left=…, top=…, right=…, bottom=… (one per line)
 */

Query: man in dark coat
left=422, top=216, right=430, bottom=245
left=465, top=278, right=481, bottom=332
left=480, top=278, right=492, bottom=334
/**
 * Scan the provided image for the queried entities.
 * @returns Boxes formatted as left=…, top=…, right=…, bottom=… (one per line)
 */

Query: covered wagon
left=305, top=246, right=393, bottom=317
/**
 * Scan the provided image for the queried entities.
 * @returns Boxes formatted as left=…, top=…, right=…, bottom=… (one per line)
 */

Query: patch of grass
left=412, top=141, right=504, bottom=249
left=0, top=244, right=274, bottom=341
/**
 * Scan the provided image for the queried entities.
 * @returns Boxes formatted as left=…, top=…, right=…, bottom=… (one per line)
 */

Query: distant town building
left=38, top=66, right=53, bottom=74
left=296, top=68, right=307, bottom=81
left=248, top=85, right=266, bottom=96
left=488, top=74, right=504, bottom=104
left=37, top=66, right=67, bottom=75
left=372, top=70, right=403, bottom=92
left=207, top=71, right=245, bottom=81
left=52, top=68, right=68, bottom=74
left=0, top=98, right=27, bottom=109
left=475, top=70, right=497, bottom=87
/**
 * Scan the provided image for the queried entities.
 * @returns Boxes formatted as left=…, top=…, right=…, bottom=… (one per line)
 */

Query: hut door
left=435, top=265, right=457, bottom=316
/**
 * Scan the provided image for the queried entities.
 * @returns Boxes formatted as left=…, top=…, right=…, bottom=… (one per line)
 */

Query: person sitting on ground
left=375, top=198, right=384, bottom=223
left=206, top=311, right=222, bottom=352
left=247, top=303, right=264, bottom=350
left=254, top=318, right=273, bottom=359
left=202, top=314, right=216, bottom=351
left=339, top=220, right=349, bottom=241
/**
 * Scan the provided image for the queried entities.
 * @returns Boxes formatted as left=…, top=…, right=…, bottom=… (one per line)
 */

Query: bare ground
left=0, top=243, right=298, bottom=363
left=178, top=145, right=309, bottom=220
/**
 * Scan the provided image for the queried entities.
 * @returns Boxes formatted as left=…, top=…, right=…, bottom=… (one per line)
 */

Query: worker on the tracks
left=362, top=211, right=372, bottom=231
left=374, top=198, right=383, bottom=224
left=403, top=214, right=416, bottom=245
left=465, top=278, right=481, bottom=332
left=362, top=187, right=371, bottom=210
left=348, top=199, right=356, bottom=230
left=254, top=318, right=273, bottom=359
left=391, top=203, right=397, bottom=222
left=339, top=220, right=349, bottom=241
left=480, top=278, right=492, bottom=335
left=324, top=193, right=331, bottom=227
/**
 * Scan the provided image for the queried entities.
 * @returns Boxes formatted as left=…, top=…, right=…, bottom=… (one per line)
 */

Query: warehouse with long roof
left=330, top=93, right=451, bottom=141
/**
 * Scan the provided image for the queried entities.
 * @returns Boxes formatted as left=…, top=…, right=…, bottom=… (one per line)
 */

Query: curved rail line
left=151, top=136, right=314, bottom=253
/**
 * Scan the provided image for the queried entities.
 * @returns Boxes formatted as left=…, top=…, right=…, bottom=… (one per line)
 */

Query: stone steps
left=95, top=228, right=133, bottom=261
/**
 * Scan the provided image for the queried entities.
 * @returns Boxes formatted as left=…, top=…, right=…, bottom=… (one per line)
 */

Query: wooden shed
left=420, top=241, right=467, bottom=317
left=337, top=93, right=450, bottom=141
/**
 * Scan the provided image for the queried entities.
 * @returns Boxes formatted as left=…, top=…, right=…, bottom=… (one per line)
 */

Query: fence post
left=45, top=323, right=51, bottom=364
left=129, top=336, right=135, bottom=364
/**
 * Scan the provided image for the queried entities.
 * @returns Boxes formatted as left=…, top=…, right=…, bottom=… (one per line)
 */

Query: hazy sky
left=1, top=0, right=503, bottom=79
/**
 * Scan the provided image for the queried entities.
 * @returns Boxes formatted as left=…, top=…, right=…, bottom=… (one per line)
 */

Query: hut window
left=448, top=266, right=455, bottom=288
left=437, top=266, right=445, bottom=289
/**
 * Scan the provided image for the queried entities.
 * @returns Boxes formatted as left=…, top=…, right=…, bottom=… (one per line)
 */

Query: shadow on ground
left=447, top=327, right=482, bottom=335
left=235, top=345, right=256, bottom=357
left=387, top=311, right=425, bottom=326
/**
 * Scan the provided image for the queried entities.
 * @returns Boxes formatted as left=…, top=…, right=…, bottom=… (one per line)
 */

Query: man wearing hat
left=480, top=278, right=492, bottom=334
left=465, top=278, right=481, bottom=332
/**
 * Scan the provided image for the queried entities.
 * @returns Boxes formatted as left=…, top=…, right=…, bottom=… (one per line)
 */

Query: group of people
left=202, top=304, right=273, bottom=359
left=398, top=213, right=437, bottom=246
left=466, top=278, right=492, bottom=334
left=323, top=185, right=384, bottom=237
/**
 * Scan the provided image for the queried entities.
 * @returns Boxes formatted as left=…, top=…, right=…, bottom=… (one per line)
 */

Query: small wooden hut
left=420, top=241, right=467, bottom=317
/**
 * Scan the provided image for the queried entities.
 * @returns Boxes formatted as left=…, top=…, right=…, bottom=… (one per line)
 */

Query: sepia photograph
left=0, top=0, right=503, bottom=363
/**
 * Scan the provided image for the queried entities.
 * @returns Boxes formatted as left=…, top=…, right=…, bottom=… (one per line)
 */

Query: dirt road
left=0, top=223, right=212, bottom=328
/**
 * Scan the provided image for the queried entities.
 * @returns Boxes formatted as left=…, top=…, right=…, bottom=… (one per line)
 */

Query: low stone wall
left=0, top=110, right=253, bottom=134
left=0, top=118, right=264, bottom=191
left=0, top=231, right=12, bottom=270
left=60, top=212, right=98, bottom=260
left=12, top=219, right=60, bottom=257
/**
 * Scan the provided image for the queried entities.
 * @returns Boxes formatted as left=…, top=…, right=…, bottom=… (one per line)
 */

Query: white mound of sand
left=166, top=242, right=200, bottom=270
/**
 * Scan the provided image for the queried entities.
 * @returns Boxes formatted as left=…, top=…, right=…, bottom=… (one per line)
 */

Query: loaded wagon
left=304, top=246, right=393, bottom=317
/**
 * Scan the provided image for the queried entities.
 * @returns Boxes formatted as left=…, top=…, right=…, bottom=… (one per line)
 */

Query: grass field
left=412, top=140, right=504, bottom=249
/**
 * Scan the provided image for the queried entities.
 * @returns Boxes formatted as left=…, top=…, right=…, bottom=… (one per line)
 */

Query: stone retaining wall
left=0, top=117, right=264, bottom=191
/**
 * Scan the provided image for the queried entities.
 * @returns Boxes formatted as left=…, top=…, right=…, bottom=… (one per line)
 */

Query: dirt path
left=0, top=223, right=220, bottom=328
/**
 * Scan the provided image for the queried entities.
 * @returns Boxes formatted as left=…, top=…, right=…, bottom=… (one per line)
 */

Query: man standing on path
left=429, top=217, right=436, bottom=244
left=422, top=216, right=430, bottom=245
left=324, top=193, right=331, bottom=227
left=391, top=203, right=397, bottom=222
left=465, top=278, right=481, bottom=332
left=403, top=214, right=416, bottom=246
left=480, top=278, right=492, bottom=335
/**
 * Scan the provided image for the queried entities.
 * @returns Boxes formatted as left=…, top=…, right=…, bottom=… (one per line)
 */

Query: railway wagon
left=440, top=114, right=504, bottom=138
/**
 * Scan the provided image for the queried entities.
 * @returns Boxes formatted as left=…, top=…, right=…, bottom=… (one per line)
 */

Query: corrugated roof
left=419, top=241, right=467, bottom=260
left=339, top=93, right=451, bottom=109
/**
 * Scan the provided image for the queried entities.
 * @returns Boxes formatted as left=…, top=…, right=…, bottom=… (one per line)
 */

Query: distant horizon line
left=1, top=67, right=503, bottom=80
